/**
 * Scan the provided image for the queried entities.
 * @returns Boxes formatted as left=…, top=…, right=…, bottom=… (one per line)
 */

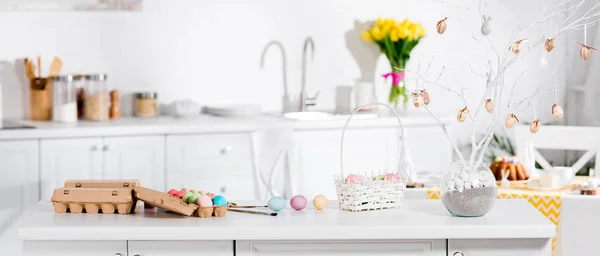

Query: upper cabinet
left=0, top=0, right=142, bottom=11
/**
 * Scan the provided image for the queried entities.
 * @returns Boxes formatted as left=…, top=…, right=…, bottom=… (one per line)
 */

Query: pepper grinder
left=109, top=90, right=120, bottom=119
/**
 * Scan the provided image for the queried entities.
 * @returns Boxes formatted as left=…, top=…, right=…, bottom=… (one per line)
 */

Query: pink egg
left=209, top=193, right=216, bottom=199
left=345, top=174, right=363, bottom=183
left=290, top=195, right=307, bottom=211
left=167, top=189, right=178, bottom=195
left=174, top=190, right=186, bottom=199
left=385, top=173, right=400, bottom=181
left=197, top=195, right=213, bottom=207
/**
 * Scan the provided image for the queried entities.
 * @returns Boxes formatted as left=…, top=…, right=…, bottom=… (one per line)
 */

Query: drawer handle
left=221, top=146, right=232, bottom=155
left=453, top=252, right=464, bottom=256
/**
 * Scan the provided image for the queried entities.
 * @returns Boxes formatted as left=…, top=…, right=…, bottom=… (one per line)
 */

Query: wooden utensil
left=228, top=208, right=277, bottom=216
left=24, top=58, right=35, bottom=80
left=49, top=57, right=62, bottom=77
left=37, top=56, right=41, bottom=77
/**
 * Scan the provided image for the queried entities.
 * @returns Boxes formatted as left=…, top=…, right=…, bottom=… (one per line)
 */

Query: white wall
left=0, top=0, right=570, bottom=136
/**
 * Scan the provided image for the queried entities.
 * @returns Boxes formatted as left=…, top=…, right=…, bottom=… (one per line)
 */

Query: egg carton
left=196, top=206, right=228, bottom=218
left=64, top=179, right=140, bottom=189
left=51, top=188, right=136, bottom=214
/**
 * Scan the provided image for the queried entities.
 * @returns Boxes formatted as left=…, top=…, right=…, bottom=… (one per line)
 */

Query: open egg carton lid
left=64, top=179, right=140, bottom=188
left=133, top=186, right=198, bottom=216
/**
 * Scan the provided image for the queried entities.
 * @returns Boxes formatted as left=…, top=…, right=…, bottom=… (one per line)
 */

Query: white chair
left=513, top=125, right=600, bottom=177
left=250, top=128, right=293, bottom=200
left=556, top=195, right=600, bottom=256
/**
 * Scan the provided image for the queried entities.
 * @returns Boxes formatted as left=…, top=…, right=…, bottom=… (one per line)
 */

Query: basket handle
left=340, top=103, right=406, bottom=177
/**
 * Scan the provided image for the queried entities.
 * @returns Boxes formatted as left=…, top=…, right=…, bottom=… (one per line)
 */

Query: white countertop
left=0, top=114, right=454, bottom=140
left=19, top=200, right=555, bottom=241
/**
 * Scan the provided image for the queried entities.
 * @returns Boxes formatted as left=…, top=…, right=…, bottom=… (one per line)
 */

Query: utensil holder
left=30, top=78, right=52, bottom=121
left=335, top=103, right=407, bottom=212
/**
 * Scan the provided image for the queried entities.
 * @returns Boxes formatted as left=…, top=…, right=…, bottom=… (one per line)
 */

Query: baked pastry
left=489, top=156, right=530, bottom=181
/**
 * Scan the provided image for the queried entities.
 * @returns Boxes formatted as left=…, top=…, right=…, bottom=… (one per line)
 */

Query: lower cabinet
left=448, top=238, right=552, bottom=256
left=128, top=241, right=233, bottom=256
left=23, top=241, right=127, bottom=256
left=236, top=240, right=446, bottom=256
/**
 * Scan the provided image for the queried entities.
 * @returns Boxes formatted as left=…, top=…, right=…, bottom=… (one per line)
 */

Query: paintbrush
left=228, top=202, right=267, bottom=209
left=228, top=208, right=277, bottom=216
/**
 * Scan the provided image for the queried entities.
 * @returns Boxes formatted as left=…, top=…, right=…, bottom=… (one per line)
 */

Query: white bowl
left=548, top=166, right=575, bottom=187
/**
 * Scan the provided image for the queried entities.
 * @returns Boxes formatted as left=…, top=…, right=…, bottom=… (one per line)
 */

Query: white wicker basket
left=335, top=103, right=407, bottom=212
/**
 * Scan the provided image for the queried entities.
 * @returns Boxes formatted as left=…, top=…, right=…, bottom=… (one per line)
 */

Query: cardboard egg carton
left=64, top=179, right=140, bottom=189
left=133, top=186, right=227, bottom=218
left=51, top=188, right=136, bottom=214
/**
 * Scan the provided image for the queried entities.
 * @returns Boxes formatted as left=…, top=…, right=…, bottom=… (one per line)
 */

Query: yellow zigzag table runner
left=427, top=185, right=577, bottom=255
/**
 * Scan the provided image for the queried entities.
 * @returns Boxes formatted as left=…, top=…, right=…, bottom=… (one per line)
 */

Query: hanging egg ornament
left=481, top=15, right=492, bottom=36
left=457, top=107, right=468, bottom=123
left=436, top=17, right=448, bottom=34
left=545, top=38, right=555, bottom=52
left=512, top=38, right=527, bottom=55
left=412, top=91, right=423, bottom=108
left=577, top=42, right=597, bottom=61
left=530, top=119, right=540, bottom=134
left=484, top=99, right=494, bottom=113
left=422, top=90, right=431, bottom=105
left=552, top=104, right=564, bottom=119
left=504, top=114, right=520, bottom=128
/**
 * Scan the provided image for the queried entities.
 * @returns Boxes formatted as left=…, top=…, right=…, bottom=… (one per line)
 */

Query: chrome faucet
left=301, top=37, right=318, bottom=112
left=260, top=41, right=289, bottom=106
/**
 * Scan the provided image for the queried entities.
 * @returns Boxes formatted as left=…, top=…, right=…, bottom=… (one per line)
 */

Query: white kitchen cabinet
left=0, top=140, right=39, bottom=207
left=103, top=136, right=165, bottom=191
left=448, top=239, right=551, bottom=256
left=40, top=138, right=103, bottom=201
left=166, top=134, right=257, bottom=200
left=40, top=136, right=166, bottom=200
left=128, top=241, right=233, bottom=256
left=288, top=128, right=399, bottom=198
left=23, top=241, right=127, bottom=256
left=236, top=240, right=446, bottom=256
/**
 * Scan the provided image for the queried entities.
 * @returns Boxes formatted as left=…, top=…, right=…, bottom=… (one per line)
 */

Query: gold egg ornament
left=552, top=104, right=564, bottom=119
left=457, top=107, right=468, bottom=123
left=512, top=38, right=528, bottom=55
left=436, top=17, right=448, bottom=34
left=484, top=99, right=494, bottom=113
left=530, top=119, right=540, bottom=134
left=422, top=90, right=431, bottom=105
left=577, top=42, right=597, bottom=61
left=545, top=38, right=555, bottom=52
left=412, top=91, right=423, bottom=108
left=504, top=113, right=520, bottom=128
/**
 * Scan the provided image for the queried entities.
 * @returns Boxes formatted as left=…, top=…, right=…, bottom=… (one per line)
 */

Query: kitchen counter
left=0, top=113, right=454, bottom=140
left=19, top=200, right=554, bottom=241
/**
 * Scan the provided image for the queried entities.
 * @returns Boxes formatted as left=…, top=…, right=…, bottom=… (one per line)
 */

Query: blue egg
left=268, top=196, right=286, bottom=211
left=212, top=195, right=228, bottom=206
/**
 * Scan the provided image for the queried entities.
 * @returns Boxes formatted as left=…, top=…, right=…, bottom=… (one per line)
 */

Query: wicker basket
left=335, top=103, right=407, bottom=212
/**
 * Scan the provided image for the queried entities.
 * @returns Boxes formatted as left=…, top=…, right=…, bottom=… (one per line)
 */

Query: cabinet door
left=40, top=138, right=103, bottom=201
left=448, top=239, right=551, bottom=256
left=289, top=128, right=398, bottom=198
left=103, top=136, right=165, bottom=191
left=23, top=241, right=126, bottom=256
left=128, top=241, right=233, bottom=256
left=0, top=140, right=39, bottom=207
left=237, top=240, right=445, bottom=256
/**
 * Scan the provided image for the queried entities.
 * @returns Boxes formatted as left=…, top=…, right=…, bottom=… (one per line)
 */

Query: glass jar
left=440, top=162, right=497, bottom=217
left=52, top=75, right=78, bottom=123
left=83, top=74, right=109, bottom=121
left=134, top=92, right=158, bottom=117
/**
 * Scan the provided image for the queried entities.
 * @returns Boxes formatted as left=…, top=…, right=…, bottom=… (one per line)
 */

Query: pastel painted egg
left=189, top=193, right=202, bottom=205
left=267, top=196, right=286, bottom=211
left=290, top=195, right=307, bottom=211
left=167, top=189, right=178, bottom=195
left=190, top=189, right=197, bottom=194
left=494, top=156, right=502, bottom=162
left=501, top=157, right=509, bottom=164
left=174, top=190, right=186, bottom=199
left=213, top=195, right=228, bottom=206
left=313, top=195, right=328, bottom=210
left=209, top=193, right=216, bottom=199
left=345, top=174, right=363, bottom=183
left=197, top=195, right=213, bottom=207
left=374, top=175, right=385, bottom=181
left=385, top=173, right=400, bottom=181
left=182, top=192, right=194, bottom=203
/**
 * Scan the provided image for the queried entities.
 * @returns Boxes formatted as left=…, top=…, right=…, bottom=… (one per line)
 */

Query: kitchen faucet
left=260, top=41, right=289, bottom=108
left=301, top=37, right=318, bottom=112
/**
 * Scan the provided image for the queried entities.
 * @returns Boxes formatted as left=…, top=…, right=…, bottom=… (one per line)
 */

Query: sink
left=283, top=111, right=378, bottom=121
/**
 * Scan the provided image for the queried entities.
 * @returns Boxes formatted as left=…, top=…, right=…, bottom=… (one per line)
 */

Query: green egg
left=189, top=193, right=202, bottom=205
left=181, top=191, right=194, bottom=204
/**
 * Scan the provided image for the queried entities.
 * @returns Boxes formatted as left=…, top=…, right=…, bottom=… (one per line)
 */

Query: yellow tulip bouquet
left=361, top=18, right=426, bottom=107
